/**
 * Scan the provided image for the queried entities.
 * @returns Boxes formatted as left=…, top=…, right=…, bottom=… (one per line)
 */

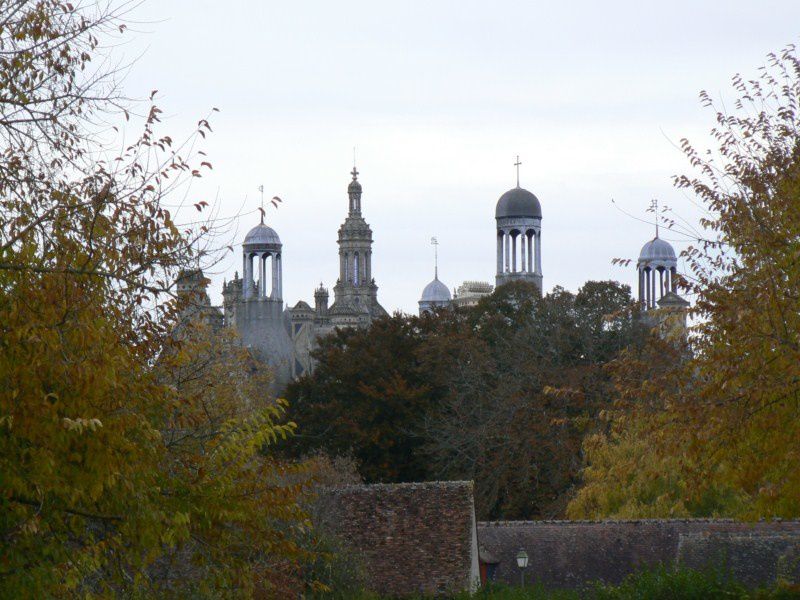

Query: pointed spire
left=348, top=163, right=362, bottom=216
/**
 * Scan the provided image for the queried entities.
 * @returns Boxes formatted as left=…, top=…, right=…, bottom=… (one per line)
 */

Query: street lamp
left=516, top=548, right=529, bottom=587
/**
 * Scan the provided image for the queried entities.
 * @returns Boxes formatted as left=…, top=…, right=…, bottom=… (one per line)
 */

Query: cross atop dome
left=351, top=166, right=359, bottom=181
left=514, top=155, right=522, bottom=188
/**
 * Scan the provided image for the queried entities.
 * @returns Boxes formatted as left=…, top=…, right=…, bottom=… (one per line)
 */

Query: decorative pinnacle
left=351, top=166, right=359, bottom=181
left=431, top=236, right=439, bottom=279
left=651, top=198, right=659, bottom=238
left=256, top=184, right=282, bottom=224
left=258, top=184, right=264, bottom=224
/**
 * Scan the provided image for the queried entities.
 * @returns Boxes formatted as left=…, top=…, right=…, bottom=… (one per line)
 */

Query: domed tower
left=419, top=237, right=452, bottom=315
left=637, top=235, right=677, bottom=309
left=419, top=278, right=452, bottom=315
left=233, top=215, right=292, bottom=388
left=495, top=157, right=542, bottom=291
left=241, top=220, right=282, bottom=301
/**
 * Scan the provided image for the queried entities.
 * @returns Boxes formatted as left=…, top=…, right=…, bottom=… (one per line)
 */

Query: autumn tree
left=0, top=2, right=308, bottom=596
left=422, top=280, right=645, bottom=519
left=569, top=45, right=800, bottom=520
left=285, top=316, right=439, bottom=483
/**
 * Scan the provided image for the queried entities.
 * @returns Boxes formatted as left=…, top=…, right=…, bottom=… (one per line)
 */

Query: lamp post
left=516, top=548, right=529, bottom=587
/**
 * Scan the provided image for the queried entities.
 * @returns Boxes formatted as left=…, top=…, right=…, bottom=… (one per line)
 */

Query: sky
left=116, top=0, right=800, bottom=313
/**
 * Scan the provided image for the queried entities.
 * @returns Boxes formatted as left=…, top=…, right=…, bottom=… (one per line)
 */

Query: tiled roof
left=316, top=481, right=480, bottom=597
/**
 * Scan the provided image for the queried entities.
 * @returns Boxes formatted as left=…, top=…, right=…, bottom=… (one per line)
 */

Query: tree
left=569, top=45, right=800, bottom=520
left=0, top=3, right=309, bottom=596
left=422, top=281, right=644, bottom=519
left=287, top=279, right=644, bottom=520
left=285, top=316, right=437, bottom=483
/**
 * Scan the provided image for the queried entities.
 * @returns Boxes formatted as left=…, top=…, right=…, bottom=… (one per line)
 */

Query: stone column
left=496, top=232, right=503, bottom=276
left=258, top=253, right=266, bottom=297
left=639, top=268, right=645, bottom=305
left=534, top=231, right=542, bottom=276
left=527, top=231, right=534, bottom=272
left=504, top=232, right=510, bottom=273
left=243, top=252, right=250, bottom=300
left=512, top=234, right=517, bottom=273
left=276, top=254, right=282, bottom=300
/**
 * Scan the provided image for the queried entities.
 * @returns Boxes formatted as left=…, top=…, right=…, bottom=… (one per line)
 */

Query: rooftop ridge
left=320, top=480, right=473, bottom=493
left=479, top=517, right=800, bottom=526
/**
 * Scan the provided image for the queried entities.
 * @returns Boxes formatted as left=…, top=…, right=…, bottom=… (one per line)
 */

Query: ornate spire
left=347, top=165, right=362, bottom=216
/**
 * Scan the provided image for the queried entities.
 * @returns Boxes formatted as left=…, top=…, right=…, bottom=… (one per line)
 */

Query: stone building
left=478, top=519, right=800, bottom=589
left=214, top=167, right=388, bottom=387
left=288, top=167, right=388, bottom=376
left=416, top=174, right=543, bottom=311
left=451, top=280, right=494, bottom=309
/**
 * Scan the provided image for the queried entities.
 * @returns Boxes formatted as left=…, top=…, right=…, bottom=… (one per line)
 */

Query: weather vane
left=514, top=155, right=522, bottom=188
left=650, top=198, right=659, bottom=238
left=431, top=236, right=439, bottom=278
left=257, top=184, right=282, bottom=224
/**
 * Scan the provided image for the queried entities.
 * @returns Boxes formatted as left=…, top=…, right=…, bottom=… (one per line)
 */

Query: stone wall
left=316, top=481, right=480, bottom=597
left=478, top=519, right=800, bottom=590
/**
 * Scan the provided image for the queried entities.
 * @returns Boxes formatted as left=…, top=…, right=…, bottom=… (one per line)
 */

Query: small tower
left=495, top=156, right=543, bottom=292
left=314, top=282, right=329, bottom=320
left=174, top=268, right=223, bottom=331
left=329, top=166, right=388, bottom=325
left=241, top=220, right=283, bottom=301
left=233, top=214, right=292, bottom=388
left=637, top=237, right=678, bottom=309
left=419, top=237, right=451, bottom=315
left=636, top=201, right=690, bottom=340
left=637, top=203, right=678, bottom=310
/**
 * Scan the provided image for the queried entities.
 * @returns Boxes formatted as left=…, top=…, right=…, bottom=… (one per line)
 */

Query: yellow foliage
left=569, top=46, right=800, bottom=521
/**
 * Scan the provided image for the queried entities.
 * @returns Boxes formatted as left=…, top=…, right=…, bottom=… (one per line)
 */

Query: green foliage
left=286, top=317, right=436, bottom=483
left=314, top=567, right=800, bottom=599
left=591, top=565, right=749, bottom=600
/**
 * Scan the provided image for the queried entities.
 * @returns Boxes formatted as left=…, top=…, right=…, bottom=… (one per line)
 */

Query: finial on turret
left=431, top=236, right=439, bottom=279
left=514, top=155, right=522, bottom=188
left=651, top=198, right=659, bottom=238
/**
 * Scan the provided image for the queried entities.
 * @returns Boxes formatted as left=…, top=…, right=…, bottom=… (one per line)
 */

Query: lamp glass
left=516, top=548, right=529, bottom=569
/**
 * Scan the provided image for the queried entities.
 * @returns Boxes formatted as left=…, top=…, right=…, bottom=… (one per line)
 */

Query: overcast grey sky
left=120, top=0, right=800, bottom=313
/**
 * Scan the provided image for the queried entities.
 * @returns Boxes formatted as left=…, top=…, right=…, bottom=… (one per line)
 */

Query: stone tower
left=228, top=218, right=293, bottom=388
left=328, top=167, right=388, bottom=324
left=637, top=229, right=689, bottom=338
left=495, top=168, right=543, bottom=292
left=637, top=235, right=678, bottom=309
